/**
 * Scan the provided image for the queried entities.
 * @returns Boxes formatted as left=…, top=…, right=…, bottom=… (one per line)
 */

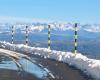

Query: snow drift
left=0, top=41, right=100, bottom=80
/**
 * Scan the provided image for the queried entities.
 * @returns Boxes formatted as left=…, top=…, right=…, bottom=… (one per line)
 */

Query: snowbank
left=0, top=41, right=100, bottom=80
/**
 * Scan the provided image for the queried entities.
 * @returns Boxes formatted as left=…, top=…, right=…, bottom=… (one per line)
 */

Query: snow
left=82, top=24, right=100, bottom=33
left=29, top=25, right=45, bottom=32
left=0, top=41, right=100, bottom=80
left=1, top=22, right=100, bottom=33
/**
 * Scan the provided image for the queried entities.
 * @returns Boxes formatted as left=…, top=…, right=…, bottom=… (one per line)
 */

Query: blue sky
left=0, top=0, right=100, bottom=23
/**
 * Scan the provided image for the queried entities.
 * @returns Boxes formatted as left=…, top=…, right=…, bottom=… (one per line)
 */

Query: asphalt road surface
left=0, top=48, right=93, bottom=80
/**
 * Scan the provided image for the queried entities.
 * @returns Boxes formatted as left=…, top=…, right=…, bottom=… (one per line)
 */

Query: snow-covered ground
left=0, top=41, right=100, bottom=80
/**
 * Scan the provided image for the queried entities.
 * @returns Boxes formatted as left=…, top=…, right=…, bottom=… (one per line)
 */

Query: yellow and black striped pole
left=11, top=26, right=14, bottom=44
left=26, top=26, right=28, bottom=46
left=74, top=23, right=78, bottom=54
left=48, top=25, right=51, bottom=49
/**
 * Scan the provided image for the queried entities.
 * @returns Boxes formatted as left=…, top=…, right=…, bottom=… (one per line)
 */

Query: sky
left=0, top=0, right=100, bottom=24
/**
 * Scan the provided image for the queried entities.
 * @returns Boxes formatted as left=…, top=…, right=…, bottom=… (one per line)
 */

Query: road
left=0, top=48, right=93, bottom=80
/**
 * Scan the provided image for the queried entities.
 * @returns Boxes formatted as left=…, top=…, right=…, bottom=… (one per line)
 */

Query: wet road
left=0, top=69, right=41, bottom=80
left=28, top=54, right=93, bottom=80
left=0, top=48, right=93, bottom=80
left=0, top=48, right=55, bottom=80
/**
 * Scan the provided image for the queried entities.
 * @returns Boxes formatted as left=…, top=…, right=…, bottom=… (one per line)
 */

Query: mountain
left=0, top=22, right=100, bottom=59
left=0, top=22, right=100, bottom=33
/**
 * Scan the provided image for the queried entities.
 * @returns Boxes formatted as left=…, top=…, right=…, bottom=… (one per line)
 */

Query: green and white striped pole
left=74, top=23, right=78, bottom=54
left=11, top=26, right=14, bottom=44
left=11, top=25, right=16, bottom=51
left=48, top=25, right=51, bottom=49
left=26, top=26, right=28, bottom=46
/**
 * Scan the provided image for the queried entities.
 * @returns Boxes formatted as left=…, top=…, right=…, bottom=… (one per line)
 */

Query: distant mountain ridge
left=0, top=22, right=100, bottom=33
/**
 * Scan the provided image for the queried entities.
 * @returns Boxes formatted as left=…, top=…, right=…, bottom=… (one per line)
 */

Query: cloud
left=0, top=16, right=51, bottom=24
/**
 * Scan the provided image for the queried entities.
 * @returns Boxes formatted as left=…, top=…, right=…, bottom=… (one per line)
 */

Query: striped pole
left=48, top=25, right=51, bottom=49
left=11, top=26, right=14, bottom=44
left=26, top=26, right=28, bottom=46
left=74, top=23, right=78, bottom=54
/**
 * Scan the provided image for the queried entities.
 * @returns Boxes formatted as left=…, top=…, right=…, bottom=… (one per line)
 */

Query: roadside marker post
left=11, top=25, right=16, bottom=51
left=48, top=25, right=51, bottom=50
left=12, top=26, right=14, bottom=44
left=74, top=23, right=78, bottom=54
left=26, top=26, right=28, bottom=46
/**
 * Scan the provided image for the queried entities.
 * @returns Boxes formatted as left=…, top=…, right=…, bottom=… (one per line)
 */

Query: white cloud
left=0, top=16, right=51, bottom=24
